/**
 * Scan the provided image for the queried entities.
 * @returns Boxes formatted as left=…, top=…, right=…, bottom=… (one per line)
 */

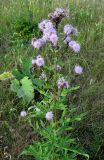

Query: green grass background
left=0, top=0, right=104, bottom=159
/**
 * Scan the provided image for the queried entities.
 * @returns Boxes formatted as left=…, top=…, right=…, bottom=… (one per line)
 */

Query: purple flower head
left=57, top=77, right=69, bottom=89
left=46, top=111, right=53, bottom=121
left=31, top=38, right=45, bottom=49
left=69, top=41, right=80, bottom=53
left=74, top=65, right=83, bottom=74
left=43, top=28, right=57, bottom=41
left=64, top=24, right=73, bottom=35
left=45, top=21, right=54, bottom=30
left=39, top=20, right=54, bottom=31
left=64, top=24, right=78, bottom=36
left=55, top=64, right=62, bottom=71
left=42, top=35, right=48, bottom=42
left=20, top=111, right=27, bottom=117
left=49, top=34, right=58, bottom=46
left=36, top=55, right=45, bottom=66
left=64, top=36, right=71, bottom=45
left=39, top=20, right=46, bottom=31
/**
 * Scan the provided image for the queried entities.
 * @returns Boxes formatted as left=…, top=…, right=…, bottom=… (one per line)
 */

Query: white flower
left=20, top=111, right=27, bottom=117
left=74, top=65, right=83, bottom=74
left=46, top=111, right=53, bottom=121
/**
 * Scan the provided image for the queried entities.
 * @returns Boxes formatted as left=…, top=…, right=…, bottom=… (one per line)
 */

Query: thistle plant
left=0, top=7, right=89, bottom=160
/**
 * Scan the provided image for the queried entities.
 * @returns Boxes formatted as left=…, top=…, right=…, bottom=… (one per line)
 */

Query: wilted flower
left=57, top=77, right=69, bottom=89
left=64, top=36, right=71, bottom=44
left=20, top=111, right=27, bottom=117
left=74, top=65, right=83, bottom=74
left=55, top=64, right=62, bottom=71
left=48, top=8, right=69, bottom=25
left=50, top=34, right=58, bottom=46
left=35, top=55, right=45, bottom=66
left=39, top=73, right=47, bottom=80
left=31, top=38, right=45, bottom=49
left=69, top=40, right=80, bottom=53
left=46, top=111, right=53, bottom=121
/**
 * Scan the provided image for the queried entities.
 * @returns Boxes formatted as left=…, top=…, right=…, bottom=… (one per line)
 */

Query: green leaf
left=20, top=145, right=36, bottom=157
left=61, top=86, right=80, bottom=97
left=54, top=102, right=67, bottom=110
left=68, top=86, right=80, bottom=93
left=70, top=113, right=87, bottom=122
left=11, top=79, right=20, bottom=92
left=12, top=69, right=24, bottom=80
left=68, top=148, right=89, bottom=159
left=33, top=78, right=44, bottom=87
left=22, top=59, right=32, bottom=76
left=11, top=77, right=34, bottom=103
left=19, top=77, right=34, bottom=103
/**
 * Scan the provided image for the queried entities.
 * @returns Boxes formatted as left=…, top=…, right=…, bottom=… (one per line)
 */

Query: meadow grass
left=0, top=0, right=104, bottom=159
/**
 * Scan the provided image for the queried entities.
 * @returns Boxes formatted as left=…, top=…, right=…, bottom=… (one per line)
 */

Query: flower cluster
left=40, top=20, right=58, bottom=47
left=63, top=24, right=80, bottom=53
left=31, top=19, right=58, bottom=48
left=31, top=8, right=80, bottom=53
left=21, top=8, right=83, bottom=123
left=8, top=7, right=89, bottom=159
